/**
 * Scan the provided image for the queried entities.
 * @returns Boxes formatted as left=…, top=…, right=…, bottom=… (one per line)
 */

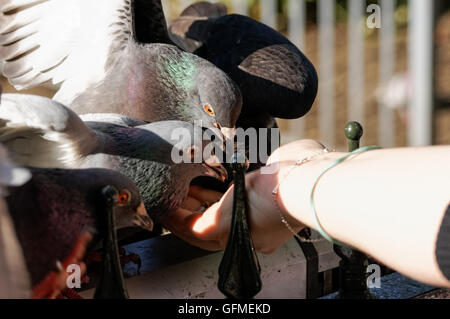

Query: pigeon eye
left=203, top=104, right=215, bottom=116
left=118, top=190, right=131, bottom=206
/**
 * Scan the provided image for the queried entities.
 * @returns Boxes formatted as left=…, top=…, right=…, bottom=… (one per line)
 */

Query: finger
left=188, top=186, right=223, bottom=205
left=182, top=196, right=203, bottom=212
left=164, top=207, right=223, bottom=251
left=164, top=207, right=203, bottom=237
left=192, top=202, right=222, bottom=234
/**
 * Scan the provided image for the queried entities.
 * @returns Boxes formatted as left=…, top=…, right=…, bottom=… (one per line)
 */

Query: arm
left=165, top=140, right=450, bottom=288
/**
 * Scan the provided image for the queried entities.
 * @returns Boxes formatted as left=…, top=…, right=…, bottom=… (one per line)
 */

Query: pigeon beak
left=203, top=155, right=228, bottom=182
left=213, top=122, right=236, bottom=146
left=220, top=127, right=236, bottom=144
left=133, top=203, right=154, bottom=232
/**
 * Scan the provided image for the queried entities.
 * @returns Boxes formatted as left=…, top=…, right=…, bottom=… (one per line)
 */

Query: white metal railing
left=163, top=0, right=435, bottom=148
left=379, top=0, right=397, bottom=147
left=408, top=0, right=434, bottom=146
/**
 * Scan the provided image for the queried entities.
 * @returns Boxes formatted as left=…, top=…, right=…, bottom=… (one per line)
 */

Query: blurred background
left=1, top=0, right=449, bottom=150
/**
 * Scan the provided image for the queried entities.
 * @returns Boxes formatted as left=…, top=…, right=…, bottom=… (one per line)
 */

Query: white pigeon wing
left=0, top=0, right=134, bottom=104
left=0, top=94, right=98, bottom=168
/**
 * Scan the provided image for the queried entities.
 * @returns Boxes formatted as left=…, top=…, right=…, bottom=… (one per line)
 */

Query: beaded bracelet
left=272, top=147, right=335, bottom=243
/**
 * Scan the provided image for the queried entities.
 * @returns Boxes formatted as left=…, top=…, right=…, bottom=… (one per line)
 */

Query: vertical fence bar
left=347, top=0, right=365, bottom=125
left=288, top=0, right=307, bottom=139
left=318, top=0, right=336, bottom=145
left=288, top=0, right=306, bottom=50
left=408, top=0, right=434, bottom=146
left=379, top=0, right=396, bottom=147
left=231, top=0, right=249, bottom=16
left=261, top=0, right=277, bottom=29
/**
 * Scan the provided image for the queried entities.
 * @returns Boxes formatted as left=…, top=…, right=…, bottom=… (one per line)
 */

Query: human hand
left=163, top=140, right=328, bottom=253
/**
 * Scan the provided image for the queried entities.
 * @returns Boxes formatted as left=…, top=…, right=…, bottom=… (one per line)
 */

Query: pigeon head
left=115, top=120, right=227, bottom=222
left=5, top=167, right=152, bottom=286
left=90, top=169, right=154, bottom=233
left=137, top=45, right=242, bottom=141
left=13, top=168, right=153, bottom=233
left=68, top=44, right=242, bottom=142
left=192, top=58, right=243, bottom=140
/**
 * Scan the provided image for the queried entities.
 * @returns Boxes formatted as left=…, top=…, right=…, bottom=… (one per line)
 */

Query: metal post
left=333, top=122, right=374, bottom=299
left=347, top=0, right=365, bottom=126
left=288, top=0, right=307, bottom=139
left=261, top=0, right=277, bottom=29
left=408, top=0, right=434, bottom=146
left=378, top=0, right=397, bottom=148
left=318, top=0, right=336, bottom=145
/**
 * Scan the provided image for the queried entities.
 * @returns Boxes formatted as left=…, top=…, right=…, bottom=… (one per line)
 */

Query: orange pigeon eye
left=203, top=104, right=215, bottom=116
left=118, top=190, right=130, bottom=206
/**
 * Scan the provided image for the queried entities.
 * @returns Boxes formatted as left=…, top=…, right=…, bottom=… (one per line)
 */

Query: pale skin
left=163, top=140, right=450, bottom=288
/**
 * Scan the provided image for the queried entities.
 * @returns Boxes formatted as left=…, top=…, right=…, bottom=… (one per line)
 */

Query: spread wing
left=0, top=94, right=98, bottom=168
left=0, top=0, right=136, bottom=103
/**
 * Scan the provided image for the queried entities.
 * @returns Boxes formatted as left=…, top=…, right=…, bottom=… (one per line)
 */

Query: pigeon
left=5, top=165, right=152, bottom=287
left=0, top=144, right=96, bottom=299
left=169, top=1, right=318, bottom=169
left=0, top=144, right=32, bottom=298
left=0, top=93, right=228, bottom=223
left=0, top=0, right=242, bottom=139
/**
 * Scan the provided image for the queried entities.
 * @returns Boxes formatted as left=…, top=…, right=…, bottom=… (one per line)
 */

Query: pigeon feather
left=0, top=145, right=31, bottom=298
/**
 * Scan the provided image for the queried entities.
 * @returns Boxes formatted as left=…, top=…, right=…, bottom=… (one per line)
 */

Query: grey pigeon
left=0, top=145, right=31, bottom=299
left=169, top=1, right=318, bottom=169
left=0, top=0, right=242, bottom=139
left=0, top=94, right=228, bottom=222
left=5, top=165, right=151, bottom=287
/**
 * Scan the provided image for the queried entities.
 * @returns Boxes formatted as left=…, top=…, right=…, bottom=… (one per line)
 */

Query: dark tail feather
left=169, top=1, right=227, bottom=53
left=179, top=1, right=228, bottom=18
left=133, top=0, right=173, bottom=44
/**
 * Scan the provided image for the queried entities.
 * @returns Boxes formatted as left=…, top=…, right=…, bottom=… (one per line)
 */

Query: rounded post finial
left=345, top=122, right=364, bottom=152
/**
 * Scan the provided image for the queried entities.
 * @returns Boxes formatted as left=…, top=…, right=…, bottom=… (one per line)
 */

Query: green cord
left=310, top=146, right=383, bottom=246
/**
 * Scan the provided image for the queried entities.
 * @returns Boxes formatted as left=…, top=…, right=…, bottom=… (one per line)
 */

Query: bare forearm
left=278, top=146, right=450, bottom=287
